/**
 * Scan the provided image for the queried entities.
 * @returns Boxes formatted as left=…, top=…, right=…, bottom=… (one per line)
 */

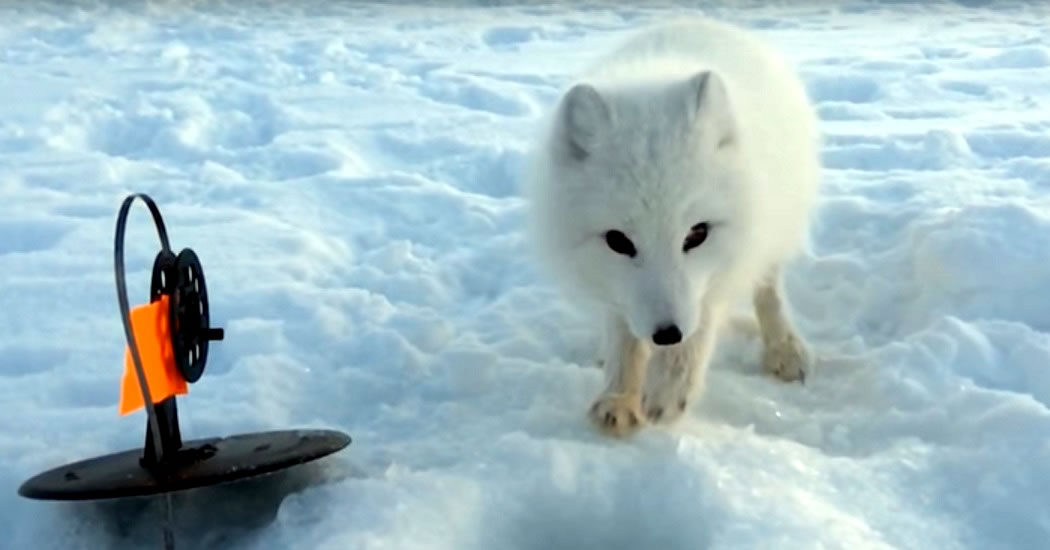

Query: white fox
left=522, top=17, right=822, bottom=437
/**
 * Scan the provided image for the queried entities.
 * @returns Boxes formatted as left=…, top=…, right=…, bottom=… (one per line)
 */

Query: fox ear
left=687, top=70, right=735, bottom=149
left=559, top=82, right=612, bottom=161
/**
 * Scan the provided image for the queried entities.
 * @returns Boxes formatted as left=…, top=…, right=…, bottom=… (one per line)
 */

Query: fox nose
left=651, top=324, right=682, bottom=346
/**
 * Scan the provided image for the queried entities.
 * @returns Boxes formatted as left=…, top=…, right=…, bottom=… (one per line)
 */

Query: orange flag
left=118, top=295, right=188, bottom=415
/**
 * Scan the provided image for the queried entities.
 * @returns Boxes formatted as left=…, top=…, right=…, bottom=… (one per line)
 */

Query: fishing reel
left=18, top=193, right=351, bottom=549
left=149, top=245, right=224, bottom=384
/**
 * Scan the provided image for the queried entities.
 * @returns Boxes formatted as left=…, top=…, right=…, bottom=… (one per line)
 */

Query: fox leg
left=588, top=313, right=648, bottom=437
left=754, top=266, right=809, bottom=383
left=642, top=307, right=722, bottom=425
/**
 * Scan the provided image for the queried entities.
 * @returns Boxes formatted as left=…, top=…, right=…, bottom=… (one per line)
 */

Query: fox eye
left=683, top=222, right=709, bottom=252
left=604, top=230, right=636, bottom=257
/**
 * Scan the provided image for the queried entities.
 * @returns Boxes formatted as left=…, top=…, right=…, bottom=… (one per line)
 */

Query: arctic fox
left=522, top=17, right=821, bottom=437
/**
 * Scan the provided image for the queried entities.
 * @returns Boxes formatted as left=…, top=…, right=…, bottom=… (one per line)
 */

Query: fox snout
left=627, top=272, right=701, bottom=347
left=628, top=307, right=698, bottom=347
left=651, top=323, right=683, bottom=346
left=619, top=259, right=705, bottom=347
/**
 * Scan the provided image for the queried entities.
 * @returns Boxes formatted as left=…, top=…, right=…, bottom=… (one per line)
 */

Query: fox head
left=528, top=69, right=758, bottom=346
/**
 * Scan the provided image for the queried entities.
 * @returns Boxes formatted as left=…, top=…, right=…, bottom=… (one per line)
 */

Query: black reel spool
left=151, top=247, right=222, bottom=383
left=18, top=193, right=351, bottom=536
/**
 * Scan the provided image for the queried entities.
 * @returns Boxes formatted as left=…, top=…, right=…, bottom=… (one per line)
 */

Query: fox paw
left=641, top=380, right=691, bottom=425
left=588, top=393, right=644, bottom=438
left=762, top=332, right=809, bottom=384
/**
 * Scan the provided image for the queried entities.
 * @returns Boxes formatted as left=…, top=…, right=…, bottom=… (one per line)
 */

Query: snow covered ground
left=3, top=1, right=1050, bottom=548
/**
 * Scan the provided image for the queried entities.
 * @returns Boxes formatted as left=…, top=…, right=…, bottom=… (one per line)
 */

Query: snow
left=3, top=1, right=1050, bottom=549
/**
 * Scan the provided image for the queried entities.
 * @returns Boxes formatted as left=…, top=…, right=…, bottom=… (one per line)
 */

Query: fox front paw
left=588, top=393, right=644, bottom=438
left=641, top=375, right=691, bottom=426
left=640, top=392, right=690, bottom=425
left=762, top=332, right=809, bottom=383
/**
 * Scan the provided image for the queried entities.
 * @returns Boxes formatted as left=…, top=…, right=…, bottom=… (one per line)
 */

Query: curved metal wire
left=113, top=193, right=176, bottom=550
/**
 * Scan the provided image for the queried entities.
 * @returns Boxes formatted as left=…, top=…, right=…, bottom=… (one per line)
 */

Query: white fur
left=522, top=17, right=822, bottom=437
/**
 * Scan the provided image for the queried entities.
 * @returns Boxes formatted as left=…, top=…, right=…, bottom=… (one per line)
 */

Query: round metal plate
left=18, top=429, right=350, bottom=501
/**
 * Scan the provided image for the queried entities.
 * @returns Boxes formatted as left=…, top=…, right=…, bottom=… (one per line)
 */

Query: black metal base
left=18, top=429, right=351, bottom=501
